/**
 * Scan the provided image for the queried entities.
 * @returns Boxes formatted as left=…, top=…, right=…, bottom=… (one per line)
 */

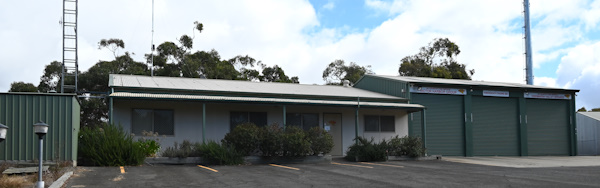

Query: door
left=324, top=113, right=343, bottom=156
left=472, top=96, right=519, bottom=156
left=526, top=99, right=570, bottom=155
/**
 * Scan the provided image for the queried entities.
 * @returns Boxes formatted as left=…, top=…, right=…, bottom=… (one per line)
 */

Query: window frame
left=230, top=111, right=268, bottom=130
left=131, top=108, right=175, bottom=136
left=364, top=115, right=395, bottom=132
left=286, top=113, right=319, bottom=131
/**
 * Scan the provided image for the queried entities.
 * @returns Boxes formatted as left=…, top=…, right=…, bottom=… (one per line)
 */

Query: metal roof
left=109, top=74, right=404, bottom=100
left=363, top=75, right=579, bottom=92
left=110, top=92, right=425, bottom=110
left=579, top=112, right=600, bottom=121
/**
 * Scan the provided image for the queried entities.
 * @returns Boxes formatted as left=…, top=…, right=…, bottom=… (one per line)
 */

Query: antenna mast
left=151, top=0, right=155, bottom=76
left=61, top=0, right=79, bottom=93
left=523, top=0, right=534, bottom=85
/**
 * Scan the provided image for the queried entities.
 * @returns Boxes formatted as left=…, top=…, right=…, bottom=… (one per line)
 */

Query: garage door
left=472, top=96, right=520, bottom=156
left=526, top=99, right=570, bottom=155
left=410, top=94, right=465, bottom=156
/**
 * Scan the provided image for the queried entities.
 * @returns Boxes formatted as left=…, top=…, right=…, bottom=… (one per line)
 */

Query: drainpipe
left=202, top=103, right=206, bottom=143
left=283, top=105, right=286, bottom=131
left=109, top=88, right=114, bottom=124
left=355, top=97, right=360, bottom=144
left=421, top=109, right=427, bottom=156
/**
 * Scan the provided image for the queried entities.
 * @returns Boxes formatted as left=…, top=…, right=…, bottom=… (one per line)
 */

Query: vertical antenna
left=150, top=0, right=155, bottom=76
left=61, top=0, right=78, bottom=93
left=524, top=0, right=534, bottom=85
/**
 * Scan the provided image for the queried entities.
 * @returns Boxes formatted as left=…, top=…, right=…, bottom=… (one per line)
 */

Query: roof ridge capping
left=361, top=74, right=579, bottom=92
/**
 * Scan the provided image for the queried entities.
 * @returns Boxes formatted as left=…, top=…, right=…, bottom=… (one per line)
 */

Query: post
left=36, top=138, right=44, bottom=188
left=202, top=103, right=206, bottom=143
left=282, top=105, right=287, bottom=130
left=421, top=109, right=427, bottom=155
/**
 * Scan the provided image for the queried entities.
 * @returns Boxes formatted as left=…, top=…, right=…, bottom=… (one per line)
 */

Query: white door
left=324, top=113, right=343, bottom=156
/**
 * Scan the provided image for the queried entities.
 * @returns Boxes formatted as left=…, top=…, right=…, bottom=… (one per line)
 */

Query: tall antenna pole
left=524, top=0, right=534, bottom=85
left=61, top=0, right=79, bottom=93
left=151, top=0, right=155, bottom=76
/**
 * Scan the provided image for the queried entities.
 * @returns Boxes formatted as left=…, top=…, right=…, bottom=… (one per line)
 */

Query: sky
left=0, top=0, right=599, bottom=109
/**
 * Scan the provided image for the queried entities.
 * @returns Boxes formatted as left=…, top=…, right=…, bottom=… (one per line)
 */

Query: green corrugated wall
left=472, top=96, right=520, bottom=156
left=0, top=93, right=80, bottom=162
left=354, top=76, right=409, bottom=98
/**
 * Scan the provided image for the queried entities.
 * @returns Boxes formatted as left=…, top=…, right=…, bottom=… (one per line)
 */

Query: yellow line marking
left=197, top=165, right=219, bottom=172
left=120, top=166, right=125, bottom=174
left=331, top=162, right=374, bottom=168
left=360, top=162, right=404, bottom=168
left=269, top=164, right=300, bottom=170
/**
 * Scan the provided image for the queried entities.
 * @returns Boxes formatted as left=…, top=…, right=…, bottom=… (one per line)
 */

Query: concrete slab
left=444, top=156, right=600, bottom=168
left=2, top=166, right=49, bottom=174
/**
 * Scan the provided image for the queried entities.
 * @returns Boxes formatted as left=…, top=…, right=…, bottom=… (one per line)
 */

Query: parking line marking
left=360, top=162, right=404, bottom=168
left=331, top=162, right=374, bottom=168
left=197, top=165, right=219, bottom=172
left=269, top=164, right=300, bottom=170
left=120, top=166, right=125, bottom=174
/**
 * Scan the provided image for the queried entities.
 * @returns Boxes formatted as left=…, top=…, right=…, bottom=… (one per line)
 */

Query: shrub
left=258, top=124, right=283, bottom=156
left=161, top=140, right=200, bottom=158
left=281, top=126, right=311, bottom=157
left=344, top=137, right=387, bottom=162
left=197, top=141, right=244, bottom=165
left=387, top=135, right=403, bottom=156
left=306, top=127, right=334, bottom=155
left=222, top=123, right=260, bottom=156
left=399, top=136, right=425, bottom=157
left=137, top=131, right=161, bottom=157
left=78, top=123, right=146, bottom=166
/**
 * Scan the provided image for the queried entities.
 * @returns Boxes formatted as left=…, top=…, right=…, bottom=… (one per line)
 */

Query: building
left=108, top=74, right=424, bottom=155
left=577, top=112, right=600, bottom=156
left=355, top=75, right=579, bottom=156
left=0, top=92, right=80, bottom=164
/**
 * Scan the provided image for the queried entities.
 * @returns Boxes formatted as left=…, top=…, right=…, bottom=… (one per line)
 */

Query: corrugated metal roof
left=365, top=75, right=579, bottom=92
left=110, top=92, right=425, bottom=110
left=109, top=74, right=404, bottom=100
left=580, top=112, right=600, bottom=121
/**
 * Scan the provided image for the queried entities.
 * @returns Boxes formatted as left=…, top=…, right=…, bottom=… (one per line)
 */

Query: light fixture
left=33, top=121, right=49, bottom=188
left=417, top=86, right=422, bottom=91
left=0, top=123, right=8, bottom=143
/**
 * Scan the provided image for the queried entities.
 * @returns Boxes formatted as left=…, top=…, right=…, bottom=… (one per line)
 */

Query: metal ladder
left=61, top=0, right=78, bottom=93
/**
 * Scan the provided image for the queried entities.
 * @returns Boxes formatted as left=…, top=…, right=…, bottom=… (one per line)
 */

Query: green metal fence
left=0, top=92, right=80, bottom=162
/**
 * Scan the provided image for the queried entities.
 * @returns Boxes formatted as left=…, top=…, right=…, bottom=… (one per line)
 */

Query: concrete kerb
left=49, top=171, right=73, bottom=188
left=145, top=155, right=333, bottom=165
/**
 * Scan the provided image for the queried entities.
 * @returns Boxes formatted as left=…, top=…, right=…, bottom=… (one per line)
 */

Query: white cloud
left=323, top=2, right=335, bottom=10
left=534, top=77, right=557, bottom=87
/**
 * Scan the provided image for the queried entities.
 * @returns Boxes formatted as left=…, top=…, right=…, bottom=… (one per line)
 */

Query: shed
left=577, top=112, right=600, bottom=156
left=355, top=75, right=579, bottom=156
left=0, top=92, right=80, bottom=164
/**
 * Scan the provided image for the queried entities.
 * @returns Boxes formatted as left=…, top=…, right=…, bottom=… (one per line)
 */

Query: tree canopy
left=398, top=38, right=474, bottom=79
left=9, top=81, right=38, bottom=92
left=322, top=60, right=373, bottom=85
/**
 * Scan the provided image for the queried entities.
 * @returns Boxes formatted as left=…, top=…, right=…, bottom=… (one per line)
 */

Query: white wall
left=112, top=99, right=410, bottom=155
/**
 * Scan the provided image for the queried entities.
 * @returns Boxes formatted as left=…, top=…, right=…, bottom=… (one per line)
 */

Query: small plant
left=78, top=123, right=146, bottom=166
left=399, top=136, right=425, bottom=157
left=161, top=140, right=200, bottom=158
left=345, top=137, right=387, bottom=162
left=281, top=126, right=311, bottom=157
left=138, top=131, right=161, bottom=157
left=307, top=127, right=334, bottom=155
left=258, top=124, right=283, bottom=157
left=197, top=141, right=244, bottom=165
left=222, top=123, right=260, bottom=156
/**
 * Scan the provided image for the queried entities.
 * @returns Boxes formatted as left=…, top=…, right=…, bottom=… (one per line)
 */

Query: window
left=132, top=109, right=174, bottom=135
left=230, top=111, right=268, bottom=130
left=364, top=115, right=395, bottom=132
left=286, top=113, right=319, bottom=131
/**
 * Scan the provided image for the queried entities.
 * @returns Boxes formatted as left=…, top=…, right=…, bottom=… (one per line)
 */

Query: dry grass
left=0, top=161, right=73, bottom=188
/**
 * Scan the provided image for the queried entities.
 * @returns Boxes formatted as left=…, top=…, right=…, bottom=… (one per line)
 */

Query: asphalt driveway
left=64, top=158, right=600, bottom=188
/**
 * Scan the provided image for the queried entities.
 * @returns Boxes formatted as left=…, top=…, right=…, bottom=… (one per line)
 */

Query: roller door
left=526, top=99, right=570, bottom=155
left=410, top=94, right=464, bottom=156
left=472, top=96, right=519, bottom=156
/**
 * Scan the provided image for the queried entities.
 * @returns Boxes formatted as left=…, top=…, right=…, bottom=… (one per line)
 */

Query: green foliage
left=78, top=123, right=146, bottom=166
left=281, top=126, right=311, bottom=157
left=161, top=140, right=200, bottom=158
left=258, top=124, right=284, bottom=156
left=345, top=137, right=387, bottom=162
left=577, top=107, right=587, bottom=112
left=399, top=38, right=474, bottom=79
left=307, top=127, right=334, bottom=155
left=137, top=131, right=161, bottom=157
left=592, top=108, right=600, bottom=112
left=37, top=61, right=62, bottom=93
left=398, top=136, right=425, bottom=157
left=222, top=123, right=260, bottom=156
left=260, top=65, right=299, bottom=83
left=9, top=81, right=37, bottom=92
left=197, top=141, right=244, bottom=165
left=322, top=59, right=373, bottom=85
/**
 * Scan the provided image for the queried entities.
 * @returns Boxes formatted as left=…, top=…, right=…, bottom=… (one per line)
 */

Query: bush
left=138, top=131, right=161, bottom=157
left=78, top=123, right=146, bottom=166
left=307, top=127, right=333, bottom=155
left=281, top=126, right=311, bottom=157
left=258, top=124, right=283, bottom=156
left=398, top=136, right=425, bottom=157
left=344, top=137, right=387, bottom=162
left=222, top=123, right=260, bottom=156
left=161, top=140, right=200, bottom=158
left=197, top=141, right=244, bottom=165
